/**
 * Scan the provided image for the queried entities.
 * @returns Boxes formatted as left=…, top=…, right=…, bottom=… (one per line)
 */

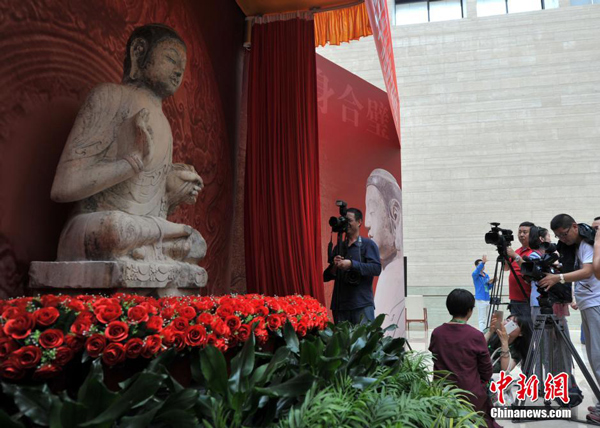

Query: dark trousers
left=509, top=299, right=532, bottom=330
left=333, top=306, right=375, bottom=325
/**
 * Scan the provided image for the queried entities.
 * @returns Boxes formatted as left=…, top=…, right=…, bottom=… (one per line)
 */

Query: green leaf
left=228, top=333, right=255, bottom=394
left=2, top=383, right=52, bottom=426
left=59, top=397, right=88, bottom=428
left=199, top=345, right=228, bottom=396
left=48, top=395, right=63, bottom=428
left=283, top=321, right=300, bottom=353
left=80, top=371, right=166, bottom=426
left=119, top=406, right=161, bottom=428
left=260, top=346, right=290, bottom=385
left=351, top=376, right=378, bottom=390
left=155, top=409, right=199, bottom=428
left=160, top=389, right=199, bottom=413
left=256, top=372, right=315, bottom=398
left=0, top=408, right=25, bottom=428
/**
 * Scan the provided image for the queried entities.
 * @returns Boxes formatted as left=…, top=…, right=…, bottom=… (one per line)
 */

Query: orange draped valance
left=314, top=2, right=372, bottom=47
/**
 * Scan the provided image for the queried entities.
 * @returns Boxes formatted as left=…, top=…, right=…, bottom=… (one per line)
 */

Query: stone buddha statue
left=30, top=24, right=208, bottom=292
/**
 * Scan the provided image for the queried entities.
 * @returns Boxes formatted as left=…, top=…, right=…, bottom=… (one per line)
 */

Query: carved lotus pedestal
left=29, top=260, right=207, bottom=296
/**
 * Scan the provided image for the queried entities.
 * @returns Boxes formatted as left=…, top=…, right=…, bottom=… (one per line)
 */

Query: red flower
left=65, top=299, right=86, bottom=312
left=161, top=306, right=176, bottom=320
left=94, top=303, right=123, bottom=324
left=65, top=334, right=86, bottom=352
left=267, top=314, right=283, bottom=331
left=34, top=307, right=60, bottom=326
left=39, top=329, right=65, bottom=349
left=3, top=313, right=34, bottom=339
left=185, top=324, right=207, bottom=347
left=216, top=304, right=234, bottom=318
left=162, top=327, right=186, bottom=351
left=40, top=295, right=61, bottom=307
left=2, top=306, right=23, bottom=320
left=142, top=335, right=162, bottom=358
left=127, top=305, right=149, bottom=323
left=139, top=302, right=159, bottom=315
left=33, top=364, right=60, bottom=380
left=70, top=319, right=92, bottom=336
left=125, top=338, right=144, bottom=359
left=0, top=337, right=18, bottom=358
left=225, top=315, right=242, bottom=332
left=171, top=317, right=189, bottom=332
left=146, top=316, right=164, bottom=332
left=197, top=312, right=214, bottom=326
left=211, top=319, right=230, bottom=336
left=85, top=334, right=107, bottom=358
left=236, top=324, right=251, bottom=342
left=13, top=345, right=42, bottom=369
left=177, top=305, right=196, bottom=320
left=54, top=346, right=74, bottom=366
left=102, top=343, right=126, bottom=366
left=0, top=360, right=24, bottom=380
left=254, top=305, right=269, bottom=317
left=104, top=321, right=129, bottom=342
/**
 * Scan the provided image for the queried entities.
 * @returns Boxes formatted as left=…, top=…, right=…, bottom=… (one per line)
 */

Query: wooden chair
left=405, top=295, right=428, bottom=332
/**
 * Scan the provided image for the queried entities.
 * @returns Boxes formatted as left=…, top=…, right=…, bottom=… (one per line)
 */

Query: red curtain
left=245, top=17, right=325, bottom=303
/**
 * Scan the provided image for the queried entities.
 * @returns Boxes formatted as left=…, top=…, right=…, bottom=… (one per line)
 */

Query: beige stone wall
left=317, top=3, right=600, bottom=328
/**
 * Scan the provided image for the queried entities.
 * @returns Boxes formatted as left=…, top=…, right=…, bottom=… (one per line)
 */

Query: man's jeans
left=333, top=306, right=375, bottom=325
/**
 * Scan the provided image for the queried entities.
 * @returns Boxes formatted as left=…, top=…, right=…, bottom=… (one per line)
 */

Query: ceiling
left=236, top=0, right=362, bottom=16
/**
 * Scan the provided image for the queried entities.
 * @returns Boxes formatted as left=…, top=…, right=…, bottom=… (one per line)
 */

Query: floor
left=407, top=327, right=599, bottom=427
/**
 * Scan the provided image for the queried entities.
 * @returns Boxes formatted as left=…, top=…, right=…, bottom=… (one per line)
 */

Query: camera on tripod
left=521, top=227, right=572, bottom=305
left=484, top=222, right=514, bottom=254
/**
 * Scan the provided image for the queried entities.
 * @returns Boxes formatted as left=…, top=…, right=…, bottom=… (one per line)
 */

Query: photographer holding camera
left=504, top=221, right=536, bottom=328
left=324, top=207, right=382, bottom=325
left=539, top=214, right=600, bottom=420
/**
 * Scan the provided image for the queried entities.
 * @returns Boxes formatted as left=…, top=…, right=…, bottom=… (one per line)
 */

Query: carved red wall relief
left=0, top=0, right=244, bottom=297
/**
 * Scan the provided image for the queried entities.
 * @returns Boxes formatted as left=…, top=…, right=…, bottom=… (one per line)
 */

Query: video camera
left=521, top=227, right=572, bottom=305
left=328, top=200, right=361, bottom=285
left=329, top=200, right=349, bottom=233
left=485, top=222, right=514, bottom=254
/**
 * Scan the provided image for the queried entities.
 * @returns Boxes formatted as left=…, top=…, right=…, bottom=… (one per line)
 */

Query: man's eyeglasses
left=554, top=224, right=573, bottom=240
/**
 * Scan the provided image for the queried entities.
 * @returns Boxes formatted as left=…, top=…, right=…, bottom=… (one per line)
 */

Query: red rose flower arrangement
left=0, top=293, right=329, bottom=380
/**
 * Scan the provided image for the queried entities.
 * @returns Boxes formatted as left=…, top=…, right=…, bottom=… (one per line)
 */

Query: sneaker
left=587, top=413, right=600, bottom=425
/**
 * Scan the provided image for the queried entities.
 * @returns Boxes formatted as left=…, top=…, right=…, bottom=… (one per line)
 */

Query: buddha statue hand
left=167, top=163, right=203, bottom=212
left=117, top=108, right=154, bottom=173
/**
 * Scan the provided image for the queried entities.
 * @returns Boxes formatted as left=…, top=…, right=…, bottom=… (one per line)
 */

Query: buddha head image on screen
left=365, top=168, right=404, bottom=333
left=48, top=24, right=207, bottom=289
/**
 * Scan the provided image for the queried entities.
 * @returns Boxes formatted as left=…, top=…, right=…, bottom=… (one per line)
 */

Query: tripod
left=515, top=304, right=600, bottom=423
left=486, top=251, right=529, bottom=330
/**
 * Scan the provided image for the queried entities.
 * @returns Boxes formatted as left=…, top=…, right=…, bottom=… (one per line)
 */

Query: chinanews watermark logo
left=489, top=371, right=572, bottom=420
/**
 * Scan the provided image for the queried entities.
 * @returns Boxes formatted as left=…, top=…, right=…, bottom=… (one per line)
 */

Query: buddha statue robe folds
left=30, top=24, right=208, bottom=294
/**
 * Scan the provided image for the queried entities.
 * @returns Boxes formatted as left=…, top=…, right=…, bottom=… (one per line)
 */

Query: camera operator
left=539, top=214, right=600, bottom=420
left=324, top=208, right=382, bottom=325
left=504, top=221, right=536, bottom=328
left=526, top=226, right=580, bottom=403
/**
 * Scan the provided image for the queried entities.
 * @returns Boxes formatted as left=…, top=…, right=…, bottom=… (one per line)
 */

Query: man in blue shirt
left=324, top=208, right=382, bottom=324
left=472, top=255, right=495, bottom=331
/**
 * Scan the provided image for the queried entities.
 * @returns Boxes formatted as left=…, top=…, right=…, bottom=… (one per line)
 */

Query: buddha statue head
left=122, top=23, right=187, bottom=99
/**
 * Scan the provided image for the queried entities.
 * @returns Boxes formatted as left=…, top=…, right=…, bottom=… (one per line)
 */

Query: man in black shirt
left=324, top=208, right=381, bottom=324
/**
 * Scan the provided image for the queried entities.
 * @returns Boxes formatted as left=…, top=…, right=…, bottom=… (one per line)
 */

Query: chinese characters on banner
left=364, top=0, right=401, bottom=145
left=490, top=372, right=570, bottom=405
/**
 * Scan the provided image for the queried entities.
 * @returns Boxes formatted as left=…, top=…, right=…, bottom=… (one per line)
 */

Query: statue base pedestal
left=29, top=261, right=207, bottom=296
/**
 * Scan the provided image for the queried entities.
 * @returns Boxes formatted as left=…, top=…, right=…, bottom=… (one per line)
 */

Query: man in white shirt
left=540, top=214, right=600, bottom=421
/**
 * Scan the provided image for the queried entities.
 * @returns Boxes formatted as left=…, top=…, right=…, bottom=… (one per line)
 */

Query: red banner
left=317, top=54, right=404, bottom=336
left=365, top=0, right=401, bottom=145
